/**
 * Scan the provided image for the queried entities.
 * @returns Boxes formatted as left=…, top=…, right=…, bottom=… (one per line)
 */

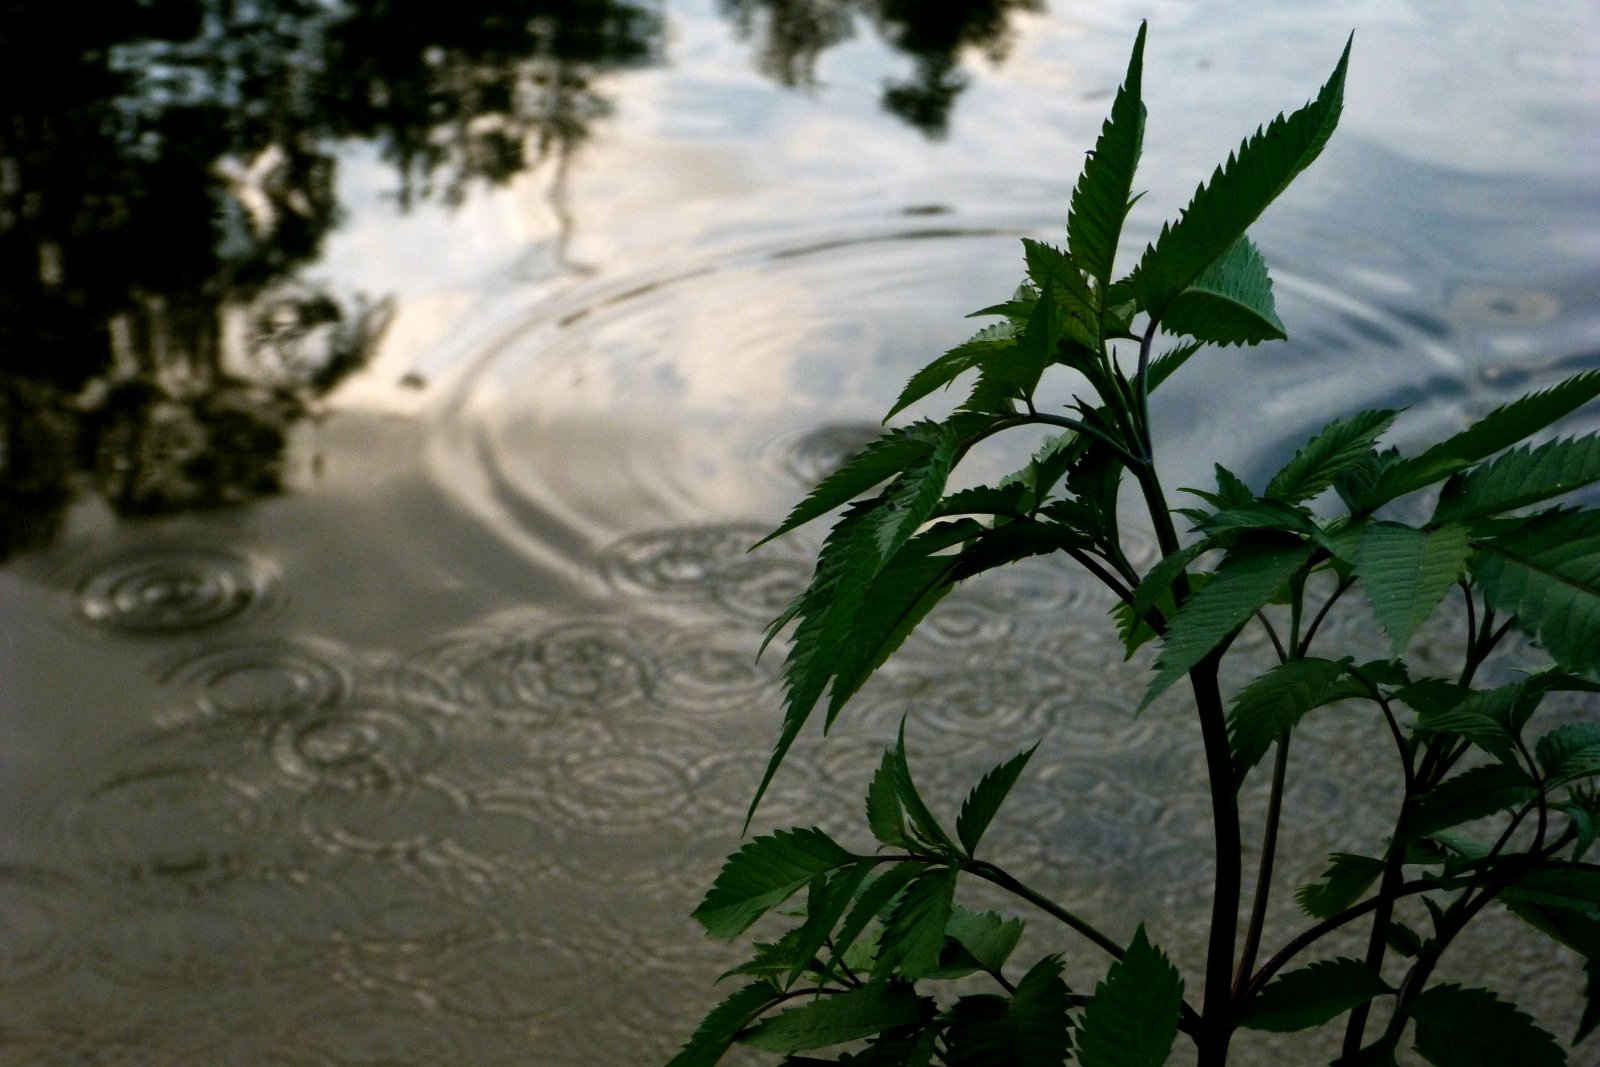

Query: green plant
left=666, top=23, right=1600, bottom=1067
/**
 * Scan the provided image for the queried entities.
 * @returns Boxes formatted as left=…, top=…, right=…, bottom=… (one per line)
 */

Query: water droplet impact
left=0, top=867, right=80, bottom=985
left=156, top=639, right=350, bottom=727
left=57, top=765, right=272, bottom=890
left=774, top=421, right=885, bottom=484
left=76, top=545, right=280, bottom=634
left=423, top=618, right=653, bottom=719
left=270, top=702, right=446, bottom=792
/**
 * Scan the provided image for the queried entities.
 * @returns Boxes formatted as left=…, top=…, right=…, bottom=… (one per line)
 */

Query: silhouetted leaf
left=1226, top=656, right=1354, bottom=782
left=1297, top=853, right=1385, bottom=919
left=824, top=862, right=924, bottom=983
left=1239, top=957, right=1391, bottom=1032
left=873, top=868, right=957, bottom=980
left=788, top=861, right=877, bottom=987
left=944, top=908, right=1025, bottom=975
left=1069, top=22, right=1146, bottom=291
left=1407, top=985, right=1565, bottom=1067
left=1536, top=723, right=1600, bottom=787
left=1473, top=507, right=1600, bottom=677
left=1435, top=434, right=1600, bottom=523
left=666, top=981, right=783, bottom=1067
left=1266, top=408, right=1399, bottom=504
left=1129, top=37, right=1350, bottom=322
left=887, top=325, right=1019, bottom=421
left=957, top=743, right=1039, bottom=857
left=1160, top=235, right=1285, bottom=346
left=1354, top=521, right=1472, bottom=655
left=1410, top=764, right=1537, bottom=836
left=694, top=828, right=858, bottom=939
left=1363, top=370, right=1600, bottom=508
left=867, top=750, right=910, bottom=849
left=1075, top=925, right=1183, bottom=1067
left=743, top=982, right=931, bottom=1053
left=1142, top=539, right=1313, bottom=709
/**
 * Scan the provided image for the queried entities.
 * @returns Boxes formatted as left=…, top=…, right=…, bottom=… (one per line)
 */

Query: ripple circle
left=76, top=544, right=279, bottom=634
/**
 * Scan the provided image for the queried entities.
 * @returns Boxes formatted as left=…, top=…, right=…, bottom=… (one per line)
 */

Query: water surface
left=3, top=2, right=1599, bottom=1063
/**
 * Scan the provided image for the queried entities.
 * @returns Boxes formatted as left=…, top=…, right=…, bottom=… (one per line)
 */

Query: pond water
left=3, top=1, right=1599, bottom=1064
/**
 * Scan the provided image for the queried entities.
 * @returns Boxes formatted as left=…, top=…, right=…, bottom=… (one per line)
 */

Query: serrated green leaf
left=1354, top=521, right=1473, bottom=655
left=1413, top=685, right=1519, bottom=763
left=823, top=531, right=969, bottom=728
left=1190, top=499, right=1317, bottom=538
left=751, top=502, right=882, bottom=825
left=1074, top=925, right=1184, bottom=1067
left=761, top=421, right=956, bottom=547
left=957, top=743, right=1040, bottom=857
left=943, top=995, right=1014, bottom=1066
left=867, top=750, right=911, bottom=849
left=934, top=483, right=1031, bottom=519
left=667, top=981, right=784, bottom=1067
left=1069, top=22, right=1146, bottom=292
left=719, top=931, right=805, bottom=983
left=1141, top=539, right=1314, bottom=710
left=742, top=982, right=931, bottom=1053
left=1128, top=36, right=1349, bottom=323
left=1266, top=409, right=1400, bottom=504
left=1239, top=957, right=1391, bottom=1032
left=1364, top=370, right=1600, bottom=508
left=1022, top=239, right=1099, bottom=348
left=1410, top=764, right=1537, bottom=836
left=944, top=908, right=1025, bottom=975
left=1407, top=984, right=1565, bottom=1067
left=873, top=868, right=958, bottom=981
left=1159, top=235, right=1286, bottom=346
left=694, top=828, right=859, bottom=939
left=1117, top=541, right=1211, bottom=655
left=1508, top=899, right=1600, bottom=1043
left=1011, top=955, right=1075, bottom=1066
left=1385, top=922, right=1426, bottom=959
left=893, top=721, right=960, bottom=855
left=822, top=861, right=922, bottom=982
left=886, top=324, right=1020, bottom=421
left=871, top=425, right=961, bottom=563
left=1537, top=723, right=1600, bottom=787
left=1226, top=657, right=1355, bottom=782
left=1146, top=339, right=1206, bottom=394
left=1435, top=434, right=1600, bottom=523
left=1297, top=853, right=1385, bottom=919
left=788, top=861, right=877, bottom=987
left=1473, top=507, right=1600, bottom=677
left=1502, top=866, right=1600, bottom=912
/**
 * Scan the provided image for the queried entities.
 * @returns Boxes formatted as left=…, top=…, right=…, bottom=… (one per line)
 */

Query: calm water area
left=3, top=2, right=1599, bottom=1063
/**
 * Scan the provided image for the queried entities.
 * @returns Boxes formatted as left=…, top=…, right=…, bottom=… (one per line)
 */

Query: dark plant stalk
left=1131, top=452, right=1241, bottom=1066
left=1297, top=574, right=1355, bottom=656
left=964, top=859, right=1129, bottom=963
left=1340, top=816, right=1408, bottom=1059
left=1234, top=734, right=1290, bottom=1001
left=1241, top=880, right=1436, bottom=1001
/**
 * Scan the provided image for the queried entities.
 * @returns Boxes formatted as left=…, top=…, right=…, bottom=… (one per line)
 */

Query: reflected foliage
left=719, top=0, right=1045, bottom=137
left=0, top=0, right=660, bottom=560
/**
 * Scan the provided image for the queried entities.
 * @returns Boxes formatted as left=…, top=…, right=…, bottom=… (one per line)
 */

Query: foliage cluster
left=668, top=24, right=1600, bottom=1067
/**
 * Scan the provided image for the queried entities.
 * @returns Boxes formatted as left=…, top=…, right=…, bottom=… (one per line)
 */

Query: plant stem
left=1131, top=456, right=1241, bottom=1066
left=964, top=859, right=1128, bottom=962
left=1233, top=734, right=1290, bottom=1001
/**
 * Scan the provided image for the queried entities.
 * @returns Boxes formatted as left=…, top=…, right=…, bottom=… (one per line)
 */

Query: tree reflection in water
left=0, top=0, right=662, bottom=559
left=0, top=0, right=1042, bottom=561
left=719, top=0, right=1045, bottom=136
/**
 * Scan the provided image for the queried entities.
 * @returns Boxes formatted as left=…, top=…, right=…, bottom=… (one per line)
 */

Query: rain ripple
left=74, top=543, right=280, bottom=634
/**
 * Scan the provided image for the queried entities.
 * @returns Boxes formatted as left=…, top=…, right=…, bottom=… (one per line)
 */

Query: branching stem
left=1234, top=733, right=1290, bottom=1001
